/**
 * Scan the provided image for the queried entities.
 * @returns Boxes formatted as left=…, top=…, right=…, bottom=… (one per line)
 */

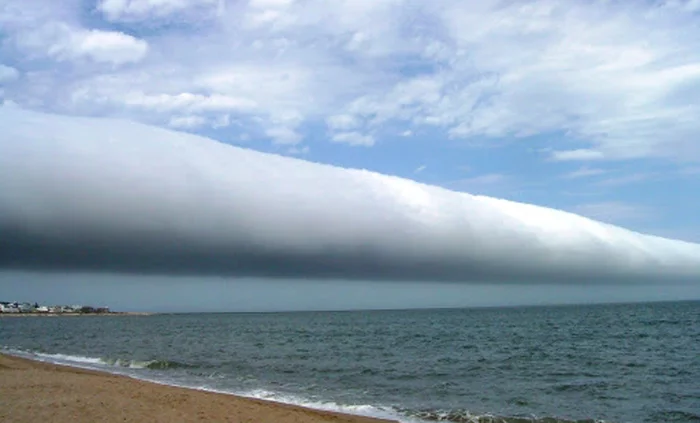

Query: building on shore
left=0, top=301, right=110, bottom=314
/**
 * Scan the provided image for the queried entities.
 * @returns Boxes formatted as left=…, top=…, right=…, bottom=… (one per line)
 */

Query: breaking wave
left=1, top=348, right=189, bottom=371
left=100, top=357, right=191, bottom=370
left=401, top=409, right=609, bottom=423
left=212, top=389, right=612, bottom=423
left=222, top=388, right=404, bottom=422
left=1, top=347, right=613, bottom=423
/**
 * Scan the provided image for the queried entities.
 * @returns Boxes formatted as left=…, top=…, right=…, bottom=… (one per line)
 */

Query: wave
left=1, top=347, right=612, bottom=423
left=218, top=388, right=408, bottom=422
left=227, top=390, right=611, bottom=423
left=400, top=409, right=608, bottom=423
left=1, top=348, right=189, bottom=371
left=24, top=351, right=104, bottom=366
left=100, top=357, right=191, bottom=370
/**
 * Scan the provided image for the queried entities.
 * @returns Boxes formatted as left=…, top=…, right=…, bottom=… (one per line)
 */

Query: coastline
left=0, top=312, right=153, bottom=317
left=0, top=353, right=397, bottom=423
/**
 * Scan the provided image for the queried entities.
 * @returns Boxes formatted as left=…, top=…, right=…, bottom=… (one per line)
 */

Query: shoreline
left=0, top=312, right=153, bottom=317
left=0, top=353, right=397, bottom=423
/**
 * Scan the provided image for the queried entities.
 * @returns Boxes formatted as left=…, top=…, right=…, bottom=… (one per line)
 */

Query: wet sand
left=0, top=354, right=396, bottom=423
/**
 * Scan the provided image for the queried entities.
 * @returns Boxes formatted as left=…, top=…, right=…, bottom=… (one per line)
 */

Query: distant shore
left=0, top=353, right=395, bottom=423
left=0, top=312, right=153, bottom=317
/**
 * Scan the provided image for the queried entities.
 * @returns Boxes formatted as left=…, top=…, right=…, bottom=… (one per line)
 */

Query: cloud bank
left=1, top=104, right=699, bottom=283
left=3, top=0, right=700, bottom=160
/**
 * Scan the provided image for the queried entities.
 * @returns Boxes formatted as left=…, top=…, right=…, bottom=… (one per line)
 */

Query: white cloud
left=97, top=0, right=223, bottom=22
left=0, top=65, right=19, bottom=82
left=168, top=115, right=207, bottom=128
left=550, top=149, right=605, bottom=161
left=122, top=92, right=257, bottom=113
left=210, top=114, right=231, bottom=128
left=664, top=0, right=700, bottom=13
left=331, top=131, right=375, bottom=147
left=53, top=28, right=148, bottom=65
left=324, top=1, right=700, bottom=160
left=326, top=114, right=360, bottom=131
left=265, top=126, right=302, bottom=145
left=564, top=167, right=607, bottom=179
left=415, top=165, right=427, bottom=173
left=461, top=173, right=508, bottom=186
left=3, top=0, right=700, bottom=159
left=2, top=105, right=698, bottom=282
left=14, top=23, right=149, bottom=65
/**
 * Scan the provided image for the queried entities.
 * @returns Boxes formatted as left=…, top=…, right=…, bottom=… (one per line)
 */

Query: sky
left=1, top=0, right=700, bottom=311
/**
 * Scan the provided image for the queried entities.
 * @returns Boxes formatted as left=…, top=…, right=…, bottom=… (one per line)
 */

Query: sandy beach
left=0, top=354, right=396, bottom=423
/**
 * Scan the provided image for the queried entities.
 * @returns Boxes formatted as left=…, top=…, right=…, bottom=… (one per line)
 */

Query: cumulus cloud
left=3, top=0, right=700, bottom=156
left=1, top=105, right=699, bottom=283
left=47, top=28, right=149, bottom=65
left=7, top=22, right=147, bottom=67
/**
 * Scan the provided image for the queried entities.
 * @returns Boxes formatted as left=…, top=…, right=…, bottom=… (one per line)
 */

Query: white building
left=0, top=303, right=19, bottom=313
left=17, top=303, right=33, bottom=313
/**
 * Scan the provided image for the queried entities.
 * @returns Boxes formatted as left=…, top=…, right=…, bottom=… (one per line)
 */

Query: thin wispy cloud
left=1, top=105, right=698, bottom=284
left=456, top=173, right=509, bottom=188
left=564, top=167, right=607, bottom=179
left=331, top=131, right=375, bottom=147
left=596, top=172, right=656, bottom=187
left=96, top=0, right=224, bottom=23
left=550, top=150, right=605, bottom=162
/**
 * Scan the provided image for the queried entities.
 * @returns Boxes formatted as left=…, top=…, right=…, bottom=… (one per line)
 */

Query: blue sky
left=1, top=0, right=700, bottom=310
left=1, top=0, right=699, bottom=243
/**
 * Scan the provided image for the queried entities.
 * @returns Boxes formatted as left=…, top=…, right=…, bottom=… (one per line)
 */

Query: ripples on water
left=2, top=301, right=699, bottom=423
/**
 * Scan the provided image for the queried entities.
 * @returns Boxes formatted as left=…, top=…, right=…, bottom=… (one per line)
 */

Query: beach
left=0, top=354, right=396, bottom=423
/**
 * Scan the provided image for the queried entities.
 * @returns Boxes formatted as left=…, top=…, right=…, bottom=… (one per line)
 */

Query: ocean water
left=2, top=301, right=699, bottom=423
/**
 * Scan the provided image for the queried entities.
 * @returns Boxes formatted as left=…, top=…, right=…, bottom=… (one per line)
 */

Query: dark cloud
left=1, top=104, right=699, bottom=283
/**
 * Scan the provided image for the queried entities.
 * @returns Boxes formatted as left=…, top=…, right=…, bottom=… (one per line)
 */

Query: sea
left=2, top=300, right=699, bottom=423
